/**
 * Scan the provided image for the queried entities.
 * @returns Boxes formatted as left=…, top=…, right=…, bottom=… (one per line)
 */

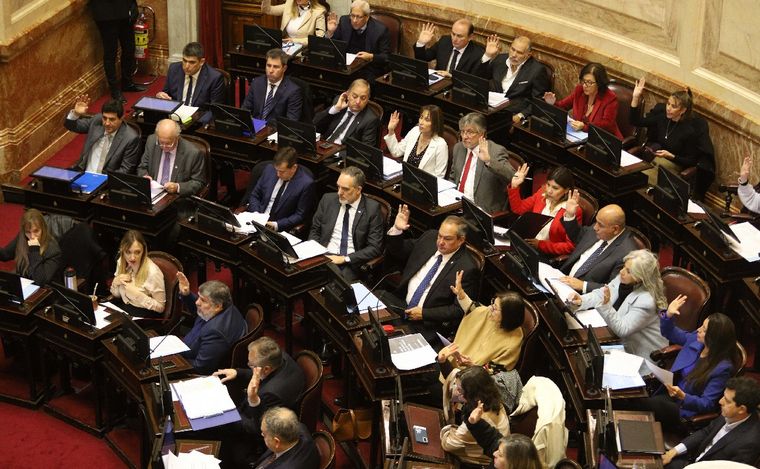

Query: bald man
left=414, top=19, right=485, bottom=76
left=558, top=190, right=638, bottom=293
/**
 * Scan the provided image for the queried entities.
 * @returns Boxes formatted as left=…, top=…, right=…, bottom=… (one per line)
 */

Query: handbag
left=331, top=407, right=373, bottom=442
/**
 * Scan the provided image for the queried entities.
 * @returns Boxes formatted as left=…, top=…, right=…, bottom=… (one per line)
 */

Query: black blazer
left=241, top=75, right=303, bottom=125
left=251, top=424, right=320, bottom=469
left=674, top=413, right=760, bottom=466
left=560, top=222, right=638, bottom=292
left=480, top=56, right=550, bottom=116
left=313, top=102, right=380, bottom=147
left=90, top=0, right=136, bottom=21
left=331, top=16, right=390, bottom=79
left=414, top=36, right=484, bottom=75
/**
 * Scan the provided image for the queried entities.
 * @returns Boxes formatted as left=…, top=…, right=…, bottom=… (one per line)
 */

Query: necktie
left=159, top=151, right=172, bottom=185
left=256, top=453, right=277, bottom=469
left=448, top=49, right=460, bottom=72
left=261, top=83, right=277, bottom=120
left=574, top=241, right=608, bottom=277
left=185, top=76, right=194, bottom=106
left=328, top=111, right=355, bottom=143
left=339, top=204, right=351, bottom=256
left=270, top=181, right=288, bottom=215
left=408, top=254, right=443, bottom=308
left=96, top=134, right=113, bottom=173
left=458, top=150, right=475, bottom=192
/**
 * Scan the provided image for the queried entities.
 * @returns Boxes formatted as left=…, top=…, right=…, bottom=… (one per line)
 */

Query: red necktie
left=458, top=150, right=474, bottom=192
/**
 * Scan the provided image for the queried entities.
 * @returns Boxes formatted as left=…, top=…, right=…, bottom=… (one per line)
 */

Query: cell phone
left=413, top=425, right=429, bottom=444
left=319, top=142, right=333, bottom=149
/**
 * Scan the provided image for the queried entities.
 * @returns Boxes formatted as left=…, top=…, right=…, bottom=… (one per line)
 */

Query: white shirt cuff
left=67, top=110, right=79, bottom=120
left=387, top=226, right=404, bottom=236
left=675, top=443, right=687, bottom=455
left=329, top=105, right=340, bottom=115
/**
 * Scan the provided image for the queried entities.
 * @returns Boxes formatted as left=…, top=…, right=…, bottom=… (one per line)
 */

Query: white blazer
left=262, top=0, right=327, bottom=45
left=383, top=125, right=449, bottom=178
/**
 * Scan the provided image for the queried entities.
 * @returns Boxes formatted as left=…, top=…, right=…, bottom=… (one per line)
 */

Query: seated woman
left=642, top=301, right=742, bottom=431
left=261, top=0, right=327, bottom=45
left=0, top=208, right=61, bottom=285
left=109, top=230, right=165, bottom=318
left=630, top=78, right=715, bottom=199
left=384, top=105, right=449, bottom=178
left=508, top=164, right=580, bottom=256
left=543, top=62, right=622, bottom=138
left=569, top=249, right=668, bottom=372
left=441, top=366, right=510, bottom=465
left=737, top=155, right=760, bottom=214
left=465, top=403, right=543, bottom=469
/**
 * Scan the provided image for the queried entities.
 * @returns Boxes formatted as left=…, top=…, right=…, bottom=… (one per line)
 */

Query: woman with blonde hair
left=262, top=0, right=327, bottom=45
left=570, top=249, right=668, bottom=371
left=109, top=230, right=165, bottom=317
left=0, top=209, right=61, bottom=285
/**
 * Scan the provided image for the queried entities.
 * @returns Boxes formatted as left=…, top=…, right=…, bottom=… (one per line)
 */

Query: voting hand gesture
left=740, top=155, right=753, bottom=184
left=393, top=204, right=411, bottom=231
left=176, top=271, right=190, bottom=296
left=387, top=111, right=400, bottom=133
left=511, top=163, right=530, bottom=188
left=666, top=294, right=687, bottom=318
left=417, top=23, right=436, bottom=45
left=326, top=12, right=338, bottom=35
left=468, top=400, right=485, bottom=424
left=484, top=34, right=501, bottom=59
left=73, top=94, right=91, bottom=116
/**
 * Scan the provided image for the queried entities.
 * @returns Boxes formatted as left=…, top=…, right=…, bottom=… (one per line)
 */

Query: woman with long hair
left=0, top=209, right=61, bottom=285
left=508, top=165, right=580, bottom=255
left=384, top=105, right=449, bottom=178
left=466, top=400, right=543, bottom=469
left=261, top=0, right=327, bottom=45
left=570, top=249, right=668, bottom=370
left=109, top=230, right=165, bottom=317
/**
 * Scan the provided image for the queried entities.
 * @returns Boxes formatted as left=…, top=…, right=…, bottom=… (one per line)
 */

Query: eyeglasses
left=349, top=14, right=367, bottom=20
left=157, top=138, right=178, bottom=149
left=581, top=80, right=597, bottom=86
left=459, top=129, right=481, bottom=136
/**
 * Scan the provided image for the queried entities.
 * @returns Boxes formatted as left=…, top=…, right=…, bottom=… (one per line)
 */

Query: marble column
left=166, top=0, right=199, bottom=62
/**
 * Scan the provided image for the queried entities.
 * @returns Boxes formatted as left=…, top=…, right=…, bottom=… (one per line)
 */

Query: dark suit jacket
left=331, top=16, right=390, bottom=79
left=560, top=223, right=638, bottom=292
left=251, top=424, right=320, bottom=469
left=137, top=135, right=206, bottom=197
left=64, top=114, right=140, bottom=174
left=670, top=414, right=760, bottom=467
left=448, top=140, right=514, bottom=213
left=313, top=101, right=380, bottom=147
left=481, top=55, right=550, bottom=116
left=162, top=62, right=226, bottom=123
left=387, top=230, right=479, bottom=336
left=0, top=237, right=62, bottom=286
left=180, top=293, right=248, bottom=375
left=413, top=36, right=484, bottom=75
left=90, top=0, right=136, bottom=21
left=308, top=193, right=384, bottom=267
left=241, top=76, right=303, bottom=125
left=247, top=164, right=315, bottom=232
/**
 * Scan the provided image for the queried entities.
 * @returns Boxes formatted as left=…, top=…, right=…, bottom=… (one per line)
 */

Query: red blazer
left=556, top=85, right=622, bottom=138
left=507, top=187, right=581, bottom=255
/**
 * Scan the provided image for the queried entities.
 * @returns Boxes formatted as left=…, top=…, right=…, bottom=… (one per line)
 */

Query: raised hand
left=326, top=12, right=338, bottom=35
left=393, top=204, right=411, bottom=231
left=387, top=110, right=400, bottom=133
left=565, top=189, right=580, bottom=218
left=511, top=163, right=530, bottom=188
left=484, top=34, right=501, bottom=59
left=247, top=367, right=262, bottom=403
left=740, top=155, right=753, bottom=184
left=468, top=400, right=485, bottom=424
left=477, top=136, right=491, bottom=163
left=666, top=294, right=687, bottom=318
left=73, top=94, right=91, bottom=115
left=449, top=270, right=466, bottom=300
left=543, top=91, right=557, bottom=105
left=176, top=271, right=190, bottom=296
left=417, top=22, right=436, bottom=46
left=632, top=77, right=646, bottom=105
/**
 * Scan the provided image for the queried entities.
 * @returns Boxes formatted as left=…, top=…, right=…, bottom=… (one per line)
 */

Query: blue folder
left=71, top=172, right=108, bottom=194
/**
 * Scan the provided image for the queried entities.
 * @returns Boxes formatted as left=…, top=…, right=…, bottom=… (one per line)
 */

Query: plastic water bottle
left=63, top=267, right=77, bottom=291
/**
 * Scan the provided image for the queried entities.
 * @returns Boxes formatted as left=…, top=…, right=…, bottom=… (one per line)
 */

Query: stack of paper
left=727, top=222, right=760, bottom=262
left=149, top=335, right=191, bottom=359
left=281, top=42, right=303, bottom=56
left=150, top=179, right=168, bottom=203
left=603, top=349, right=645, bottom=389
left=346, top=53, right=357, bottom=66
left=20, top=277, right=40, bottom=300
left=383, top=157, right=403, bottom=179
left=565, top=122, right=588, bottom=143
left=620, top=150, right=643, bottom=167
left=388, top=333, right=437, bottom=370
left=437, top=177, right=463, bottom=207
left=428, top=69, right=444, bottom=85
left=173, top=105, right=199, bottom=125
left=162, top=450, right=221, bottom=469
left=172, top=376, right=236, bottom=419
left=232, top=211, right=268, bottom=234
left=538, top=263, right=576, bottom=303
left=488, top=91, right=509, bottom=108
left=565, top=308, right=607, bottom=329
left=94, top=305, right=113, bottom=330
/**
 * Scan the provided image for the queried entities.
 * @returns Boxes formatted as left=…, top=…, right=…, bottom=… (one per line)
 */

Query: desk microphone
left=344, top=270, right=400, bottom=327
left=146, top=311, right=188, bottom=362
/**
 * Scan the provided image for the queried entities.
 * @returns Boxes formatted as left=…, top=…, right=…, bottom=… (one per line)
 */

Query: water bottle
left=64, top=267, right=77, bottom=291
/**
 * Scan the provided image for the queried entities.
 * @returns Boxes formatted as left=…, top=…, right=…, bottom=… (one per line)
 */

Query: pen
left=92, top=282, right=99, bottom=295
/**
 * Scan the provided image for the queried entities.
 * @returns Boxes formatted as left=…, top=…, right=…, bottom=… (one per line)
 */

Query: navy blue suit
left=162, top=62, right=226, bottom=123
left=667, top=414, right=760, bottom=468
left=331, top=16, right=390, bottom=80
left=241, top=76, right=303, bottom=125
left=180, top=293, right=247, bottom=375
left=247, top=164, right=315, bottom=232
left=251, top=424, right=320, bottom=469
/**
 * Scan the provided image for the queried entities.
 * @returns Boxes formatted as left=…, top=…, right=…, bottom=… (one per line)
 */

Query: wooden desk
left=484, top=253, right=543, bottom=300
left=585, top=409, right=664, bottom=469
left=141, top=382, right=194, bottom=434
left=1, top=181, right=97, bottom=220
left=630, top=188, right=696, bottom=263
left=567, top=146, right=652, bottom=202
left=382, top=185, right=461, bottom=235
left=195, top=125, right=270, bottom=170
left=509, top=120, right=583, bottom=167
left=374, top=73, right=451, bottom=118
left=565, top=347, right=648, bottom=404
left=91, top=191, right=178, bottom=240
left=288, top=55, right=369, bottom=96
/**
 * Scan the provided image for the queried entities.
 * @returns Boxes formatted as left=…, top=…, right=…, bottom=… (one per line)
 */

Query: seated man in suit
left=558, top=191, right=637, bottom=293
left=313, top=79, right=379, bottom=147
left=479, top=35, right=550, bottom=124
left=64, top=95, right=140, bottom=174
left=214, top=336, right=305, bottom=466
left=241, top=48, right=303, bottom=126
left=382, top=207, right=479, bottom=345
left=253, top=407, right=320, bottom=469
left=155, top=42, right=225, bottom=123
left=326, top=0, right=390, bottom=80
left=663, top=376, right=760, bottom=468
left=309, top=166, right=384, bottom=282
left=176, top=274, right=247, bottom=375
left=448, top=112, right=514, bottom=214
left=414, top=19, right=485, bottom=76
left=246, top=147, right=315, bottom=232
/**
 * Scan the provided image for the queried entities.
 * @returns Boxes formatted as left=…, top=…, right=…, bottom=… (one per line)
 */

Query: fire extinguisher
left=134, top=11, right=149, bottom=60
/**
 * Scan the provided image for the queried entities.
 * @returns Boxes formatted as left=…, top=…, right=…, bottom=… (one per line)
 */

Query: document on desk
left=620, top=150, right=643, bottom=167
left=383, top=156, right=403, bottom=179
left=173, top=104, right=199, bottom=125
left=687, top=200, right=706, bottom=214
left=645, top=359, right=673, bottom=386
left=727, top=221, right=760, bottom=262
left=94, top=306, right=113, bottom=330
left=150, top=179, right=168, bottom=203
left=281, top=42, right=303, bottom=56
left=488, top=91, right=509, bottom=108
left=602, top=349, right=645, bottom=389
left=20, top=277, right=40, bottom=300
left=163, top=450, right=222, bottom=469
left=428, top=69, right=444, bottom=85
left=233, top=211, right=268, bottom=234
left=351, top=282, right=386, bottom=313
left=265, top=132, right=321, bottom=144
left=538, top=263, right=577, bottom=303
left=566, top=308, right=607, bottom=330
left=389, top=333, right=437, bottom=370
left=436, top=177, right=463, bottom=207
left=346, top=53, right=357, bottom=66
left=493, top=225, right=510, bottom=247
left=149, top=335, right=191, bottom=359
left=292, top=240, right=329, bottom=261
left=172, top=376, right=236, bottom=419
left=566, top=122, right=588, bottom=143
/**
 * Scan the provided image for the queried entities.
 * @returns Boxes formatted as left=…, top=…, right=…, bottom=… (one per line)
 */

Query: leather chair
left=125, top=120, right=144, bottom=157
left=366, top=100, right=384, bottom=147
left=290, top=76, right=314, bottom=122
left=576, top=188, right=599, bottom=226
left=218, top=68, right=233, bottom=105
left=515, top=299, right=541, bottom=382
left=535, top=58, right=555, bottom=91
left=359, top=192, right=392, bottom=282
left=554, top=459, right=582, bottom=469
left=607, top=79, right=641, bottom=149
left=370, top=11, right=401, bottom=54
left=295, top=350, right=324, bottom=433
left=312, top=430, right=336, bottom=469
left=661, top=266, right=711, bottom=332
left=627, top=225, right=652, bottom=251
left=225, top=304, right=266, bottom=403
left=442, top=124, right=458, bottom=177
left=137, top=251, right=183, bottom=334
left=181, top=134, right=212, bottom=199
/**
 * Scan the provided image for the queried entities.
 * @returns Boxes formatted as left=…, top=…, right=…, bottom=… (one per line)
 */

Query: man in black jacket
left=252, top=407, right=320, bottom=469
left=413, top=19, right=485, bottom=76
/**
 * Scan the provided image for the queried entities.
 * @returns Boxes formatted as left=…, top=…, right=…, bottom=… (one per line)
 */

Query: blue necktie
left=339, top=204, right=350, bottom=256
left=575, top=241, right=608, bottom=277
left=261, top=83, right=276, bottom=120
left=408, top=254, right=443, bottom=308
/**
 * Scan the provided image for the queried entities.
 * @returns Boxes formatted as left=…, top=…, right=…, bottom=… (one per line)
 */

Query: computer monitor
left=149, top=416, right=175, bottom=469
left=192, top=195, right=241, bottom=235
left=323, top=263, right=359, bottom=315
left=388, top=54, right=429, bottom=90
left=251, top=220, right=299, bottom=259
left=451, top=70, right=489, bottom=110
left=107, top=171, right=153, bottom=207
left=51, top=283, right=96, bottom=326
left=0, top=271, right=24, bottom=306
left=114, top=312, right=151, bottom=368
left=401, top=162, right=439, bottom=208
left=540, top=280, right=572, bottom=344
left=586, top=124, right=622, bottom=168
left=242, top=24, right=282, bottom=55
left=345, top=137, right=385, bottom=183
left=277, top=118, right=317, bottom=154
left=529, top=97, right=568, bottom=142
left=460, top=196, right=495, bottom=253
left=363, top=306, right=390, bottom=364
left=307, top=35, right=347, bottom=70
left=134, top=96, right=182, bottom=124
left=507, top=230, right=540, bottom=281
left=584, top=324, right=604, bottom=392
left=698, top=202, right=741, bottom=244
left=653, top=166, right=690, bottom=221
left=32, top=166, right=83, bottom=195
left=209, top=103, right=256, bottom=137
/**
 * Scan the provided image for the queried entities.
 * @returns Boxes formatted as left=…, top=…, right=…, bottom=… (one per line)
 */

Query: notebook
left=617, top=420, right=659, bottom=453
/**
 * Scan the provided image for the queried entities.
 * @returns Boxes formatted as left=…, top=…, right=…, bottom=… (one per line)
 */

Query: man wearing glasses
left=448, top=112, right=514, bottom=213
left=326, top=0, right=390, bottom=80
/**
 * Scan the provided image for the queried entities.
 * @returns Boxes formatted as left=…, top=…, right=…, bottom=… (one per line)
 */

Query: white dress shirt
left=326, top=196, right=361, bottom=257
left=405, top=249, right=456, bottom=306
left=183, top=69, right=201, bottom=105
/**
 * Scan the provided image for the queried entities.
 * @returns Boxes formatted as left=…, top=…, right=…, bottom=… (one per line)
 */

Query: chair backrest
left=366, top=100, right=384, bottom=147
left=516, top=299, right=541, bottom=381
left=295, top=350, right=324, bottom=432
left=363, top=193, right=391, bottom=228
left=147, top=251, right=183, bottom=323
left=507, top=150, right=525, bottom=172
left=312, top=430, right=336, bottom=469
left=289, top=76, right=314, bottom=122
left=736, top=341, right=747, bottom=376
left=575, top=188, right=599, bottom=226
left=245, top=303, right=265, bottom=339
left=217, top=68, right=233, bottom=105
left=607, top=79, right=638, bottom=141
left=442, top=124, right=459, bottom=177
left=125, top=120, right=144, bottom=156
left=370, top=11, right=401, bottom=54
left=240, top=160, right=274, bottom=209
left=626, top=226, right=652, bottom=251
left=661, top=266, right=711, bottom=332
left=464, top=244, right=486, bottom=299
left=535, top=58, right=555, bottom=90
left=181, top=135, right=212, bottom=199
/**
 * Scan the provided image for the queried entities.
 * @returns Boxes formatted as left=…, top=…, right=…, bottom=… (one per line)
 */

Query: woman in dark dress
left=0, top=209, right=61, bottom=285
